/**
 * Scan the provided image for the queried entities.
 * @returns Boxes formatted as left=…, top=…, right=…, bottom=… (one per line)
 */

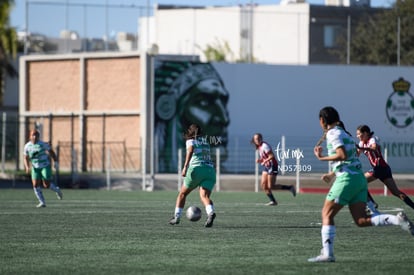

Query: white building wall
left=254, top=4, right=309, bottom=64
left=193, top=8, right=241, bottom=61
left=153, top=7, right=241, bottom=61
left=138, top=16, right=156, bottom=53
left=141, top=4, right=311, bottom=64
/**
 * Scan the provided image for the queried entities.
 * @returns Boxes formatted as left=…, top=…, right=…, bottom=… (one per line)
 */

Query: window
left=324, top=25, right=342, bottom=48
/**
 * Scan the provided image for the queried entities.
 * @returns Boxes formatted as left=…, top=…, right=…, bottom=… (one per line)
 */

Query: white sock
left=205, top=204, right=214, bottom=215
left=33, top=187, right=45, bottom=204
left=321, top=225, right=335, bottom=257
left=370, top=214, right=399, bottom=226
left=174, top=207, right=183, bottom=218
left=49, top=183, right=59, bottom=192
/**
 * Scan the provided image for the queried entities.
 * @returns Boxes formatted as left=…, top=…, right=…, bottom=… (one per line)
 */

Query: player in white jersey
left=23, top=129, right=62, bottom=208
left=169, top=124, right=216, bottom=227
left=308, top=106, right=414, bottom=263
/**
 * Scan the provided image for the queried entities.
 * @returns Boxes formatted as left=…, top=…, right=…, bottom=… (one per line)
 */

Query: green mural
left=154, top=60, right=230, bottom=172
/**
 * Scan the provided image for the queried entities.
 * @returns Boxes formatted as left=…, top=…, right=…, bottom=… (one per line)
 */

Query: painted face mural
left=154, top=60, right=230, bottom=172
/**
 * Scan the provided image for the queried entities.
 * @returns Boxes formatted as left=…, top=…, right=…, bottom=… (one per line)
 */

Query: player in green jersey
left=169, top=124, right=216, bottom=227
left=23, top=129, right=62, bottom=208
left=308, top=106, right=414, bottom=263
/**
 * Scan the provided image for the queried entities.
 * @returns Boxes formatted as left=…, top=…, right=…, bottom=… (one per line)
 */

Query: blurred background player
left=309, top=106, right=413, bottom=263
left=169, top=124, right=217, bottom=227
left=356, top=124, right=414, bottom=211
left=23, top=129, right=62, bottom=208
left=251, top=133, right=296, bottom=206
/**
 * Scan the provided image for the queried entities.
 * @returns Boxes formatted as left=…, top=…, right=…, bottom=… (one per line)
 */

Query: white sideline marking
left=377, top=207, right=404, bottom=213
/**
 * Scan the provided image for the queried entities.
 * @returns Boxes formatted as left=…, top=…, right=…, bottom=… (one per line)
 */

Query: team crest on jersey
left=386, top=77, right=414, bottom=128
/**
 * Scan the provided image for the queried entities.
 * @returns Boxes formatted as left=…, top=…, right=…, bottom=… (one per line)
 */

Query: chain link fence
left=0, top=112, right=142, bottom=174
left=2, top=112, right=413, bottom=177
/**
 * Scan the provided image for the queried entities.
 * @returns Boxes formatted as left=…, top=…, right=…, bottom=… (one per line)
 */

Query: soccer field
left=0, top=189, right=413, bottom=275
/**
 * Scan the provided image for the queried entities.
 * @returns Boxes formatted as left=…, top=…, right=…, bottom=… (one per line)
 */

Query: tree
left=0, top=0, right=18, bottom=105
left=337, top=0, right=414, bottom=65
left=198, top=39, right=235, bottom=62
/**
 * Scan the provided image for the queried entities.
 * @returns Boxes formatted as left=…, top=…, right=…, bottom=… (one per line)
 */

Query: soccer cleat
left=169, top=216, right=180, bottom=225
left=266, top=201, right=278, bottom=206
left=56, top=189, right=63, bottom=200
left=365, top=201, right=380, bottom=216
left=290, top=186, right=296, bottom=197
left=36, top=203, right=46, bottom=208
left=397, top=212, right=414, bottom=235
left=308, top=254, right=336, bottom=263
left=204, top=213, right=216, bottom=228
left=365, top=207, right=380, bottom=216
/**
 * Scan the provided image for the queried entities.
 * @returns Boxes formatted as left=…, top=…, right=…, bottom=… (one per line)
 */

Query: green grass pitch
left=0, top=189, right=413, bottom=275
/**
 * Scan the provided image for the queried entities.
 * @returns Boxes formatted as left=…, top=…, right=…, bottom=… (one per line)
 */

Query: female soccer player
left=169, top=124, right=217, bottom=227
left=23, top=129, right=62, bottom=207
left=309, top=106, right=413, bottom=263
left=356, top=124, right=414, bottom=210
left=251, top=133, right=296, bottom=206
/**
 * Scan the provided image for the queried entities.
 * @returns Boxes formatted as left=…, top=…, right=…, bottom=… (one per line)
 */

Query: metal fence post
left=178, top=148, right=182, bottom=191
left=71, top=148, right=78, bottom=187
left=55, top=145, right=60, bottom=186
left=216, top=148, right=220, bottom=192
left=255, top=150, right=259, bottom=193
left=384, top=147, right=388, bottom=196
left=1, top=112, right=6, bottom=173
left=296, top=150, right=300, bottom=194
left=106, top=148, right=111, bottom=190
left=281, top=135, right=285, bottom=176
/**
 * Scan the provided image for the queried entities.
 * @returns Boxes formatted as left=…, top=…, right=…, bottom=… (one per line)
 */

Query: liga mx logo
left=386, top=77, right=414, bottom=128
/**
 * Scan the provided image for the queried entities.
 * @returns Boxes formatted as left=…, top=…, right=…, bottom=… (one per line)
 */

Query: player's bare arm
left=314, top=146, right=347, bottom=161
left=182, top=146, right=194, bottom=177
left=23, top=155, right=31, bottom=174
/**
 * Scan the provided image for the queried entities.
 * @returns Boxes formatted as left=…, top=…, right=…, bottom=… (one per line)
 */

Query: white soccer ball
left=186, top=206, right=202, bottom=222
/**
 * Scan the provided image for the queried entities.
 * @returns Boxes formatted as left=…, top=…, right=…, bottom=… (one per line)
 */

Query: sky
left=10, top=0, right=394, bottom=38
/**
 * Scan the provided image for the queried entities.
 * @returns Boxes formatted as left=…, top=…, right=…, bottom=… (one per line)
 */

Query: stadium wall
left=212, top=63, right=414, bottom=173
left=18, top=53, right=414, bottom=174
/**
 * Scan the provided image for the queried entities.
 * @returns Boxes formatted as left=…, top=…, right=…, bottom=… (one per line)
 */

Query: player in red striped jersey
left=251, top=133, right=296, bottom=206
left=356, top=125, right=414, bottom=210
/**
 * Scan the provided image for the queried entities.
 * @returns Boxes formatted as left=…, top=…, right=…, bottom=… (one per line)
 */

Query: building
left=139, top=1, right=385, bottom=64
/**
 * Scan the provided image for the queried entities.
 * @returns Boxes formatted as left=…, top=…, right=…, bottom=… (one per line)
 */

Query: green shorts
left=327, top=172, right=367, bottom=206
left=183, top=165, right=216, bottom=191
left=31, top=166, right=52, bottom=181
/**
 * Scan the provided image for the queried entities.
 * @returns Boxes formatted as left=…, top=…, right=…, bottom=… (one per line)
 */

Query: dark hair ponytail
left=319, top=106, right=340, bottom=128
left=316, top=107, right=340, bottom=146
left=337, top=121, right=352, bottom=137
left=183, top=124, right=202, bottom=140
left=357, top=125, right=374, bottom=137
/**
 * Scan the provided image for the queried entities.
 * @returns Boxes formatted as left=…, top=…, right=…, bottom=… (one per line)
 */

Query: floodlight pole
left=149, top=53, right=155, bottom=191
left=397, top=17, right=400, bottom=66
left=24, top=0, right=28, bottom=55
left=347, top=15, right=351, bottom=65
left=145, top=47, right=157, bottom=191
